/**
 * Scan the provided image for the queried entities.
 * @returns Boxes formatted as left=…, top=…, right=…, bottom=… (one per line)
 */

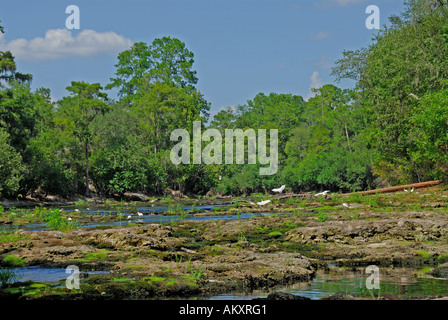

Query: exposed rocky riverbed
left=1, top=186, right=448, bottom=300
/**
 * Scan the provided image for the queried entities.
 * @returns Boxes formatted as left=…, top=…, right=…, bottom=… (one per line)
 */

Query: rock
left=165, top=188, right=184, bottom=198
left=266, top=292, right=311, bottom=300
left=123, top=192, right=151, bottom=201
left=320, top=292, right=355, bottom=300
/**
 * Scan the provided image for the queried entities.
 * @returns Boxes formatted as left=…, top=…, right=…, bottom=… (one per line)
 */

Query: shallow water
left=206, top=266, right=448, bottom=300
left=11, top=266, right=109, bottom=283
left=1, top=204, right=288, bottom=231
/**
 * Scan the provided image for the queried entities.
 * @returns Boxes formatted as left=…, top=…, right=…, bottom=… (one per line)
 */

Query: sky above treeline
left=1, top=0, right=404, bottom=116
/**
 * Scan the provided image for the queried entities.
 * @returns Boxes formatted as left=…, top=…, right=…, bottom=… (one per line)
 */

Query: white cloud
left=309, top=32, right=331, bottom=41
left=306, top=71, right=323, bottom=100
left=0, top=29, right=133, bottom=61
left=315, top=0, right=367, bottom=8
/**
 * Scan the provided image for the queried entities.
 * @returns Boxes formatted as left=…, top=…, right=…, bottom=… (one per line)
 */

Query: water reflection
left=11, top=266, right=109, bottom=283
left=206, top=266, right=448, bottom=300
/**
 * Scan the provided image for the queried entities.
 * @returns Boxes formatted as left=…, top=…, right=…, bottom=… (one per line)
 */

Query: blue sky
left=0, top=0, right=405, bottom=115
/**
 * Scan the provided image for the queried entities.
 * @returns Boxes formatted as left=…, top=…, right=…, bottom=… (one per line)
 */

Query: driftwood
left=344, top=180, right=441, bottom=196
left=181, top=247, right=198, bottom=254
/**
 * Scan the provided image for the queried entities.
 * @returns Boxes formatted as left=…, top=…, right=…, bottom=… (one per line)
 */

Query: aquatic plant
left=0, top=268, right=17, bottom=287
left=43, top=209, right=78, bottom=231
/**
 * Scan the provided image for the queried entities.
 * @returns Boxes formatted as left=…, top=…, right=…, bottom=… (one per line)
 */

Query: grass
left=2, top=254, right=25, bottom=267
left=0, top=268, right=17, bottom=287
left=74, top=200, right=89, bottom=207
left=27, top=208, right=79, bottom=231
left=316, top=210, right=330, bottom=222
left=0, top=230, right=27, bottom=243
left=415, top=250, right=432, bottom=259
left=75, top=249, right=109, bottom=262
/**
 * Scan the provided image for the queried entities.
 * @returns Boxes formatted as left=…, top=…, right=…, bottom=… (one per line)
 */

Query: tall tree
left=331, top=0, right=448, bottom=184
left=56, top=82, right=109, bottom=196
left=147, top=36, right=198, bottom=89
left=107, top=37, right=199, bottom=104
left=106, top=42, right=151, bottom=103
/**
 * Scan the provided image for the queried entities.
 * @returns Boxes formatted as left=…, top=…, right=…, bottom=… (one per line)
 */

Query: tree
left=132, top=82, right=209, bottom=157
left=56, top=81, right=109, bottom=196
left=147, top=36, right=198, bottom=89
left=411, top=88, right=448, bottom=180
left=0, top=127, right=23, bottom=197
left=331, top=0, right=448, bottom=184
left=0, top=25, right=31, bottom=84
left=106, top=42, right=151, bottom=103
left=107, top=37, right=199, bottom=104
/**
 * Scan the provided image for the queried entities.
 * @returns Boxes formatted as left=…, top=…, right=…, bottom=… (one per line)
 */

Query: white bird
left=74, top=209, right=79, bottom=212
left=272, top=185, right=286, bottom=194
left=67, top=217, right=72, bottom=221
left=86, top=208, right=90, bottom=210
left=257, top=200, right=271, bottom=206
left=137, top=212, right=143, bottom=217
left=411, top=187, right=414, bottom=193
left=315, top=190, right=330, bottom=197
left=127, top=215, right=132, bottom=220
left=342, top=203, right=349, bottom=208
left=250, top=202, right=255, bottom=205
left=404, top=189, right=408, bottom=192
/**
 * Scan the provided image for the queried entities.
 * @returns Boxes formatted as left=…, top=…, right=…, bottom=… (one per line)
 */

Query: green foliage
left=1, top=5, right=447, bottom=199
left=316, top=210, right=330, bottom=222
left=42, top=209, right=78, bottom=231
left=333, top=1, right=448, bottom=185
left=0, top=127, right=23, bottom=197
left=2, top=254, right=25, bottom=267
left=0, top=268, right=17, bottom=287
left=411, top=88, right=448, bottom=180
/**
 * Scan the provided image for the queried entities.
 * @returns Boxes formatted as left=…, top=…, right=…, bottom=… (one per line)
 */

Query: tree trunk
left=85, top=143, right=90, bottom=197
left=345, top=124, right=352, bottom=152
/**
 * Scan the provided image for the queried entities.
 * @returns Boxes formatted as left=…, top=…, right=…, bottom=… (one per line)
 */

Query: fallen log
left=344, top=180, right=441, bottom=196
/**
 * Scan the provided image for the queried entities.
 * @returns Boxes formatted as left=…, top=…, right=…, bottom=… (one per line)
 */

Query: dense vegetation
left=0, top=0, right=447, bottom=199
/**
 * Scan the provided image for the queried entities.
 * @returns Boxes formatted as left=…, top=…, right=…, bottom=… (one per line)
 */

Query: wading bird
left=257, top=200, right=271, bottom=206
left=315, top=190, right=330, bottom=197
left=342, top=203, right=349, bottom=208
left=272, top=185, right=286, bottom=194
left=137, top=212, right=143, bottom=217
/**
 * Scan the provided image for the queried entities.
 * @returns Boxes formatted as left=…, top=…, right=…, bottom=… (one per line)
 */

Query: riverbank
left=1, top=186, right=448, bottom=300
